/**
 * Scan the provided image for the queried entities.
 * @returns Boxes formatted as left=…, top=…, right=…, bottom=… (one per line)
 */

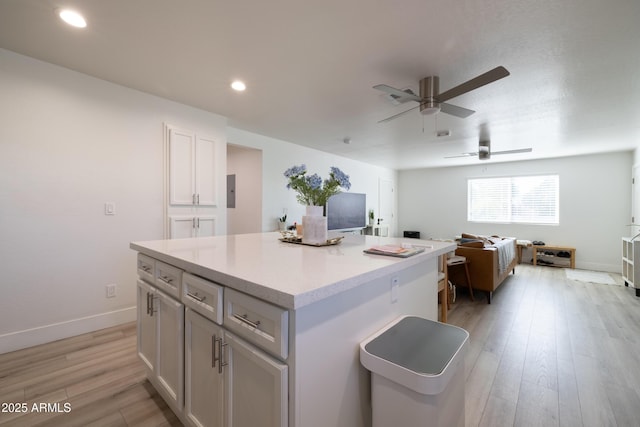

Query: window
left=467, top=175, right=559, bottom=224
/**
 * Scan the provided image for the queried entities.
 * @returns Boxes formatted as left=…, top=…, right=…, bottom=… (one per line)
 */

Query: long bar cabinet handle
left=233, top=313, right=261, bottom=329
left=186, top=291, right=206, bottom=302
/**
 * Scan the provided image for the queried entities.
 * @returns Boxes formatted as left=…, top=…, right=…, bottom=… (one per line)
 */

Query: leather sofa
left=449, top=235, right=517, bottom=304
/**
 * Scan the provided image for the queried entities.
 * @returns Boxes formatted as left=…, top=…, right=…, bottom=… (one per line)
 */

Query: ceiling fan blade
left=373, top=84, right=422, bottom=103
left=445, top=152, right=478, bottom=159
left=436, top=66, right=510, bottom=103
left=377, top=104, right=420, bottom=123
left=440, top=103, right=475, bottom=118
left=492, top=148, right=533, bottom=155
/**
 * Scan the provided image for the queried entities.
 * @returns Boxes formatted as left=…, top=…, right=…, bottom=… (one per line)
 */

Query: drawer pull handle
left=233, top=313, right=260, bottom=329
left=141, top=265, right=151, bottom=272
left=187, top=291, right=206, bottom=302
left=160, top=275, right=173, bottom=284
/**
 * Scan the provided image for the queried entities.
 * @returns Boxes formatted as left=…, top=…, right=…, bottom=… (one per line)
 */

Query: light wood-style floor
left=447, top=264, right=640, bottom=427
left=0, top=322, right=180, bottom=426
left=2, top=265, right=640, bottom=426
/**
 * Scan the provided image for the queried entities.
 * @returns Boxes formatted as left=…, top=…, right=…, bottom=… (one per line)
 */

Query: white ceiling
left=1, top=0, right=639, bottom=169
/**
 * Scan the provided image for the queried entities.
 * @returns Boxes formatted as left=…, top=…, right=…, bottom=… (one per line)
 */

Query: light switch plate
left=104, top=202, right=115, bottom=215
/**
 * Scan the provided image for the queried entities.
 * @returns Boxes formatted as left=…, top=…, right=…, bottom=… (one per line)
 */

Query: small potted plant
left=368, top=209, right=375, bottom=226
left=278, top=213, right=287, bottom=231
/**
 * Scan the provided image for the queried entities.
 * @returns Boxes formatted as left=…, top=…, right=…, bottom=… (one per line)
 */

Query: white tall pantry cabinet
left=622, top=237, right=640, bottom=297
left=164, top=124, right=219, bottom=239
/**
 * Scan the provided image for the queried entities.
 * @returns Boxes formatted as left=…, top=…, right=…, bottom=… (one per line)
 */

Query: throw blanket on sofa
left=494, top=239, right=515, bottom=274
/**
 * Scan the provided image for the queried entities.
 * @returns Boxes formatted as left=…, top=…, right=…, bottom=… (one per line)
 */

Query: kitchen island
left=131, top=232, right=455, bottom=427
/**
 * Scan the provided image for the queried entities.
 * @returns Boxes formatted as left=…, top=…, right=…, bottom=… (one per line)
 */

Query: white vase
left=305, top=205, right=324, bottom=217
left=302, top=205, right=327, bottom=244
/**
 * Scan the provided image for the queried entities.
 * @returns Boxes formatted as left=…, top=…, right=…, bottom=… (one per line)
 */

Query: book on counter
left=363, top=244, right=427, bottom=258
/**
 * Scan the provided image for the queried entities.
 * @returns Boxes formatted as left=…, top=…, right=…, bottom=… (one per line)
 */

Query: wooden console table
left=532, top=245, right=576, bottom=269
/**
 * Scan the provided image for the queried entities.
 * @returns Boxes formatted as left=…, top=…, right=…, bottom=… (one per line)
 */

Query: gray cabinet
left=184, top=308, right=225, bottom=427
left=136, top=255, right=185, bottom=414
left=138, top=254, right=289, bottom=427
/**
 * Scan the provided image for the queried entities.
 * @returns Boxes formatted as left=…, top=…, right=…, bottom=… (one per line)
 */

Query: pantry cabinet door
left=170, top=216, right=196, bottom=239
left=196, top=216, right=216, bottom=237
left=169, top=128, right=196, bottom=206
left=196, top=136, right=217, bottom=206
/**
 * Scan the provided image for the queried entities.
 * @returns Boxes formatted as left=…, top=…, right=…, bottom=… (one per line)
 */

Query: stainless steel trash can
left=360, top=315, right=469, bottom=427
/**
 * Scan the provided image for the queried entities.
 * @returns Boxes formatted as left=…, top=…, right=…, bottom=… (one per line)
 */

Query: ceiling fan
left=373, top=66, right=510, bottom=123
left=445, top=139, right=532, bottom=160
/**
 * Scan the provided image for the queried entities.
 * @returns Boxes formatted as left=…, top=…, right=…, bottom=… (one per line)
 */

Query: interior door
left=379, top=178, right=394, bottom=236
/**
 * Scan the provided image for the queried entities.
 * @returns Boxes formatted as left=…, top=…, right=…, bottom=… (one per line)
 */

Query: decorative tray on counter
left=278, top=232, right=344, bottom=247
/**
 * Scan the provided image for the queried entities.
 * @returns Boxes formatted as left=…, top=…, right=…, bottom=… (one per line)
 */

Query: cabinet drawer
left=137, top=254, right=155, bottom=283
left=224, top=288, right=289, bottom=360
left=182, top=273, right=223, bottom=325
left=155, top=261, right=182, bottom=299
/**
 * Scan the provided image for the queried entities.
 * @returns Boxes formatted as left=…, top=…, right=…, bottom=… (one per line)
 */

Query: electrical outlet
left=391, top=276, right=399, bottom=303
left=106, top=284, right=116, bottom=298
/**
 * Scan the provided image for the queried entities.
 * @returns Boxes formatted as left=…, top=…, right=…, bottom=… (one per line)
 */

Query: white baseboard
left=576, top=262, right=621, bottom=274
left=0, top=307, right=136, bottom=355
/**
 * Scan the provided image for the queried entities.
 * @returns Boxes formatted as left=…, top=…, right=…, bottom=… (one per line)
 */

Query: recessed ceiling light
left=58, top=9, right=87, bottom=28
left=231, top=80, right=246, bottom=91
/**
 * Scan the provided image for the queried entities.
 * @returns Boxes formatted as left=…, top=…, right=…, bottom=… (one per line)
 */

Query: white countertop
left=131, top=232, right=456, bottom=310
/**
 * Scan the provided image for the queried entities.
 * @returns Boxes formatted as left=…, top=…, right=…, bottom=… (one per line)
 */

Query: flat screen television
left=326, top=192, right=366, bottom=231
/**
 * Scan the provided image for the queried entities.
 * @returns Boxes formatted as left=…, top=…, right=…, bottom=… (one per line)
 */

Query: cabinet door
left=185, top=309, right=224, bottom=427
left=170, top=216, right=196, bottom=239
left=136, top=280, right=156, bottom=372
left=169, top=128, right=196, bottom=206
left=156, top=290, right=185, bottom=411
left=196, top=136, right=217, bottom=206
left=196, top=216, right=216, bottom=237
left=225, top=332, right=288, bottom=427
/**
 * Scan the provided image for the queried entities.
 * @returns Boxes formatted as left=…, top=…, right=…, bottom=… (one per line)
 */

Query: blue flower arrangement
left=284, top=164, right=351, bottom=206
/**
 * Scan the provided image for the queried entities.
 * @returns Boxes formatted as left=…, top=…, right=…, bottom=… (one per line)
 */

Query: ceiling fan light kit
left=478, top=140, right=491, bottom=160
left=374, top=66, right=510, bottom=123
left=419, top=76, right=440, bottom=115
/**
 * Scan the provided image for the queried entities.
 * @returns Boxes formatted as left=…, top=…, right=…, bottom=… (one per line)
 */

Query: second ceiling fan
left=373, top=66, right=510, bottom=123
left=445, top=139, right=532, bottom=160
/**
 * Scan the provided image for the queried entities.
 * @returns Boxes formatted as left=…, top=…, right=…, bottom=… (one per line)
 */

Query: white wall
left=0, top=48, right=396, bottom=353
left=0, top=48, right=227, bottom=353
left=227, top=144, right=263, bottom=234
left=227, top=128, right=398, bottom=234
left=398, top=151, right=632, bottom=272
left=630, top=148, right=640, bottom=238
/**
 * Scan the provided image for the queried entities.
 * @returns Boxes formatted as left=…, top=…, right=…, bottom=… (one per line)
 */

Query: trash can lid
left=364, top=316, right=468, bottom=376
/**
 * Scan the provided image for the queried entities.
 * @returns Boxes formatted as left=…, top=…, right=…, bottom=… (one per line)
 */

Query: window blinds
left=467, top=175, right=559, bottom=224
